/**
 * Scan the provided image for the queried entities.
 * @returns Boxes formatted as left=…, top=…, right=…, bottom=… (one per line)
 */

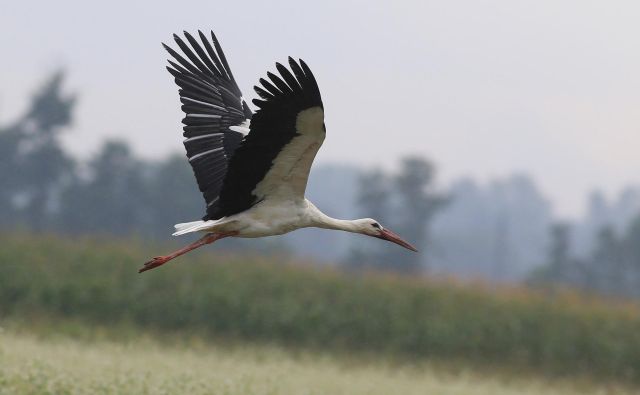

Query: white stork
left=140, top=31, right=417, bottom=273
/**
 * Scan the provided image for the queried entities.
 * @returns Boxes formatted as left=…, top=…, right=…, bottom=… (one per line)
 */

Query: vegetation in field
left=2, top=235, right=640, bottom=384
left=1, top=329, right=636, bottom=395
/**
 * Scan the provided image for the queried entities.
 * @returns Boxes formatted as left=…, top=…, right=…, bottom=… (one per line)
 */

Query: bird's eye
left=372, top=223, right=381, bottom=229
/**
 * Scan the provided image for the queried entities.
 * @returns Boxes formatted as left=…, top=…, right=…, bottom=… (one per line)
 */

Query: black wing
left=164, top=31, right=252, bottom=220
left=214, top=57, right=324, bottom=219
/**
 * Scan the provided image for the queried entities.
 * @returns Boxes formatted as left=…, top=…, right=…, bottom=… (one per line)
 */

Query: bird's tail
left=172, top=220, right=211, bottom=236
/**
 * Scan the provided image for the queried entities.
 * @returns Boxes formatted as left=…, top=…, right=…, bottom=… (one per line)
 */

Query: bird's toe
left=138, top=256, right=168, bottom=273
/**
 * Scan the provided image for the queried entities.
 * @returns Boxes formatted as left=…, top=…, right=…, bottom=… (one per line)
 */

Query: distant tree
left=0, top=126, right=23, bottom=225
left=587, top=190, right=608, bottom=227
left=343, top=169, right=392, bottom=270
left=393, top=157, right=447, bottom=272
left=345, top=156, right=446, bottom=274
left=491, top=212, right=510, bottom=281
left=621, top=216, right=640, bottom=297
left=432, top=175, right=553, bottom=281
left=584, top=226, right=620, bottom=293
left=143, top=154, right=203, bottom=238
left=0, top=70, right=76, bottom=231
left=535, top=223, right=574, bottom=283
left=357, top=169, right=392, bottom=225
left=528, top=222, right=584, bottom=289
left=530, top=217, right=640, bottom=299
left=550, top=223, right=572, bottom=278
left=58, top=140, right=148, bottom=235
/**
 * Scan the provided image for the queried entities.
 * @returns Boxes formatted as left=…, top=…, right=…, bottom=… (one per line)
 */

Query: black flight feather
left=164, top=31, right=251, bottom=219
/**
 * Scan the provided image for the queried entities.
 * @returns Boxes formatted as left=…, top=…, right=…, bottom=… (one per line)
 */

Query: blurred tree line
left=428, top=176, right=554, bottom=280
left=532, top=216, right=640, bottom=299
left=530, top=188, right=640, bottom=299
left=0, top=71, right=203, bottom=238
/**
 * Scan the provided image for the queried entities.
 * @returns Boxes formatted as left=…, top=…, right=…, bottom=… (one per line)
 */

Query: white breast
left=217, top=198, right=314, bottom=238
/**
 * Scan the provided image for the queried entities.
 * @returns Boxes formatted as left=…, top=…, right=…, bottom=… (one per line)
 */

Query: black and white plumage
left=140, top=31, right=416, bottom=273
left=163, top=31, right=252, bottom=220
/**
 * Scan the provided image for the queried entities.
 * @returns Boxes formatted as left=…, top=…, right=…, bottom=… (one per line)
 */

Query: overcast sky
left=2, top=0, right=639, bottom=218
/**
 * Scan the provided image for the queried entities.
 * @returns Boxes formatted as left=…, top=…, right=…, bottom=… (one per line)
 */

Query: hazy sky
left=2, top=1, right=639, bottom=218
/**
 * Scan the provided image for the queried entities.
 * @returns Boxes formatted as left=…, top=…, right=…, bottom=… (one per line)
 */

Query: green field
left=2, top=234, right=640, bottom=393
left=0, top=328, right=634, bottom=395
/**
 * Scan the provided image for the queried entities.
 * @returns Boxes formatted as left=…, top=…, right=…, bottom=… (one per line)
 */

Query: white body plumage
left=174, top=198, right=366, bottom=238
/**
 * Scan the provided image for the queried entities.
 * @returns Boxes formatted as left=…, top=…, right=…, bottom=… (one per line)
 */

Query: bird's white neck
left=306, top=201, right=361, bottom=233
left=315, top=215, right=362, bottom=233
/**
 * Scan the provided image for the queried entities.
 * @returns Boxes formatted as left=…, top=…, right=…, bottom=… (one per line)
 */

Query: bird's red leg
left=139, top=232, right=235, bottom=273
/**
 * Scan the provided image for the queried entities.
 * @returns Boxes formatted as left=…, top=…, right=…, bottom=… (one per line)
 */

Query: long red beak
left=376, top=228, right=418, bottom=252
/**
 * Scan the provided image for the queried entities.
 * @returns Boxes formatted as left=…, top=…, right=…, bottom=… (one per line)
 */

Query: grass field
left=0, top=328, right=633, bottom=395
left=3, top=234, right=640, bottom=393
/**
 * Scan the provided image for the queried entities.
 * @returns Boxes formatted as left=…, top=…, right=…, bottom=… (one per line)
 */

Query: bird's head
left=353, top=218, right=418, bottom=252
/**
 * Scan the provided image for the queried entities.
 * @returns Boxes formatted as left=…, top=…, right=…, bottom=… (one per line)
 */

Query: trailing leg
left=138, top=232, right=231, bottom=273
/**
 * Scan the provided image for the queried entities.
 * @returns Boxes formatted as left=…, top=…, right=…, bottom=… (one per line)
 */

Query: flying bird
left=140, top=31, right=417, bottom=273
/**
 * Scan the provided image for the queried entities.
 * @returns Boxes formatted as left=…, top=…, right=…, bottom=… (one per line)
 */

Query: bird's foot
left=139, top=256, right=171, bottom=273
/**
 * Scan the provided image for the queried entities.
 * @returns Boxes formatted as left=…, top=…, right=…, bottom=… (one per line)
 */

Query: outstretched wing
left=164, top=31, right=252, bottom=220
left=214, top=58, right=325, bottom=219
